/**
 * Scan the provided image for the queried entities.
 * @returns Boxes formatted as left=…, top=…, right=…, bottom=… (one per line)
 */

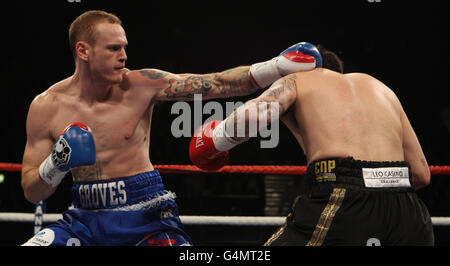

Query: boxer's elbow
left=22, top=181, right=41, bottom=204
left=21, top=170, right=49, bottom=204
left=413, top=178, right=430, bottom=190
left=23, top=190, right=42, bottom=205
left=412, top=167, right=431, bottom=190
left=21, top=172, right=34, bottom=203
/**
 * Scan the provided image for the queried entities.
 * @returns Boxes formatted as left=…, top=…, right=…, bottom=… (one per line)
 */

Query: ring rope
left=1, top=163, right=450, bottom=175
left=1, top=212, right=449, bottom=226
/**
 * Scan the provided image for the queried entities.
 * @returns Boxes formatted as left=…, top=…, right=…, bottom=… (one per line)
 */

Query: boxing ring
left=1, top=162, right=450, bottom=244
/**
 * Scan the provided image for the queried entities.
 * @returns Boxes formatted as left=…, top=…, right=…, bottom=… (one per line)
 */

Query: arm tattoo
left=229, top=76, right=297, bottom=140
left=155, top=66, right=256, bottom=100
left=220, top=69, right=234, bottom=75
left=164, top=76, right=213, bottom=99
left=421, top=158, right=427, bottom=167
left=139, top=69, right=169, bottom=79
left=258, top=76, right=297, bottom=114
left=215, top=70, right=257, bottom=95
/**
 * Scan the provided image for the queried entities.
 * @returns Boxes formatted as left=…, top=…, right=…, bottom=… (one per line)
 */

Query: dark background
left=0, top=0, right=449, bottom=245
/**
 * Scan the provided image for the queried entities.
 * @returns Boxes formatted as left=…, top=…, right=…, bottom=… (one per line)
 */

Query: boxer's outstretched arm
left=139, top=66, right=259, bottom=101
left=136, top=42, right=321, bottom=101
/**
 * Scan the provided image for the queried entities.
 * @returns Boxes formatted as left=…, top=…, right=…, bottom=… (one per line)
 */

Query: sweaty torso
left=45, top=71, right=156, bottom=182
left=281, top=68, right=404, bottom=164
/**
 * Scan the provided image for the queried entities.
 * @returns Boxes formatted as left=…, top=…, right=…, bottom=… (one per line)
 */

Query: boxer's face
left=88, top=22, right=128, bottom=84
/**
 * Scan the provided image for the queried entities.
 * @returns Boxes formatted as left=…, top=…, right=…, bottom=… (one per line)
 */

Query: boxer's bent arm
left=400, top=108, right=430, bottom=190
left=21, top=98, right=58, bottom=203
left=139, top=66, right=258, bottom=101
left=22, top=142, right=57, bottom=204
left=225, top=75, right=297, bottom=142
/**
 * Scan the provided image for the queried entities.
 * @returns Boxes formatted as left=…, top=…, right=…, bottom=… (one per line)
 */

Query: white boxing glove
left=249, top=42, right=322, bottom=88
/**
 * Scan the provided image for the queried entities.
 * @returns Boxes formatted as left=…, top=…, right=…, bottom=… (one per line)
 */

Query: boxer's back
left=283, top=68, right=404, bottom=163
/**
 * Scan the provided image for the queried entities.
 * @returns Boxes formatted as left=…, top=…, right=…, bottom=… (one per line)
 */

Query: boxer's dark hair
left=69, top=10, right=122, bottom=59
left=317, top=44, right=344, bottom=73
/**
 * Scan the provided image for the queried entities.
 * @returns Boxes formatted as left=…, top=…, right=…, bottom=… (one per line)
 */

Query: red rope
left=0, top=163, right=22, bottom=172
left=429, top=165, right=450, bottom=176
left=1, top=162, right=449, bottom=175
left=155, top=164, right=308, bottom=175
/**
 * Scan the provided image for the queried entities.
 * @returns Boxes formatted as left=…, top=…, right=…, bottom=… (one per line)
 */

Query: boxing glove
left=189, top=120, right=236, bottom=171
left=249, top=42, right=322, bottom=88
left=39, top=122, right=96, bottom=187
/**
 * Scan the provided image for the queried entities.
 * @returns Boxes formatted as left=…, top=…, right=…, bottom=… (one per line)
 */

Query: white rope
left=430, top=217, right=450, bottom=226
left=0, top=213, right=55, bottom=223
left=181, top=215, right=285, bottom=226
left=0, top=212, right=449, bottom=226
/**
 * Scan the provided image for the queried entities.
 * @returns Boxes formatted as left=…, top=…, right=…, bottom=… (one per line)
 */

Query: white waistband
left=362, top=167, right=411, bottom=188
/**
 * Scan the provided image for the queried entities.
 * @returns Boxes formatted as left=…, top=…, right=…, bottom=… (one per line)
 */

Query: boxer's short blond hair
left=69, top=10, right=122, bottom=58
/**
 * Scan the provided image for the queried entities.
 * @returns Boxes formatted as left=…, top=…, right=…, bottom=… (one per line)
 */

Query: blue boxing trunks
left=22, top=170, right=193, bottom=246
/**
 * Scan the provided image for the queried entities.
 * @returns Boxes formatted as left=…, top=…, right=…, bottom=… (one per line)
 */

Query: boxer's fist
left=249, top=42, right=322, bottom=88
left=189, top=120, right=230, bottom=171
left=39, top=122, right=96, bottom=187
left=53, top=122, right=96, bottom=171
left=277, top=42, right=322, bottom=75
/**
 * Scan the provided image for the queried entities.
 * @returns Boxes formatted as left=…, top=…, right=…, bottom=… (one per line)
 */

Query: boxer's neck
left=72, top=63, right=115, bottom=104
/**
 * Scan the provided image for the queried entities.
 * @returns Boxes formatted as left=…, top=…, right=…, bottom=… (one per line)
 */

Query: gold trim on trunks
left=306, top=188, right=346, bottom=246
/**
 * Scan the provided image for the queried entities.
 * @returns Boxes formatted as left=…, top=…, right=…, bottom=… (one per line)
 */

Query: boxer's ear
left=75, top=41, right=90, bottom=62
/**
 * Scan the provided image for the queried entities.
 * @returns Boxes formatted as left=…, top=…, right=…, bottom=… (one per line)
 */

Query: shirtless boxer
left=20, top=10, right=321, bottom=246
left=190, top=45, right=434, bottom=245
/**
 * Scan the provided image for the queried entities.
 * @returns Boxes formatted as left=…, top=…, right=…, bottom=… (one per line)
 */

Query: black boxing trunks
left=265, top=157, right=434, bottom=246
left=22, top=170, right=193, bottom=246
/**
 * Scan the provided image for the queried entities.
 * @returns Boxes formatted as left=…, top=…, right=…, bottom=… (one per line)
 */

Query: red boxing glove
left=189, top=120, right=230, bottom=171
